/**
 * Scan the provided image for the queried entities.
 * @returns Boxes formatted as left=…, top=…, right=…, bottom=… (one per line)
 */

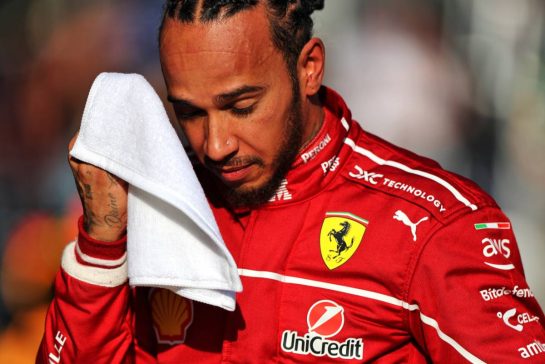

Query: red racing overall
left=38, top=87, right=545, bottom=363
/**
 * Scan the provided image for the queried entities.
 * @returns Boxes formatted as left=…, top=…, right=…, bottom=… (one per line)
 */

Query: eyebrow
left=215, top=85, right=265, bottom=104
left=167, top=85, right=265, bottom=106
left=167, top=95, right=192, bottom=105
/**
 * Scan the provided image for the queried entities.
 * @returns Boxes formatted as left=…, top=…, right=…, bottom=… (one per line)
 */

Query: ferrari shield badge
left=320, top=212, right=368, bottom=270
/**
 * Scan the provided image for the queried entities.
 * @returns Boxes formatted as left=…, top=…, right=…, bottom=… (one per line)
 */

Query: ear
left=298, top=37, right=325, bottom=97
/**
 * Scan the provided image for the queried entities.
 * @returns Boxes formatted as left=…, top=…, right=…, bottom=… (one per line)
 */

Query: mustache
left=204, top=155, right=264, bottom=170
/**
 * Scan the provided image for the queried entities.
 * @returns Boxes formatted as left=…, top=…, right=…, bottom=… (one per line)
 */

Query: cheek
left=242, top=108, right=289, bottom=158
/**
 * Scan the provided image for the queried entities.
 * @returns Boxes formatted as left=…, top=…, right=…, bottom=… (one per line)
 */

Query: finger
left=68, top=155, right=81, bottom=170
left=68, top=132, right=82, bottom=168
left=68, top=131, right=79, bottom=151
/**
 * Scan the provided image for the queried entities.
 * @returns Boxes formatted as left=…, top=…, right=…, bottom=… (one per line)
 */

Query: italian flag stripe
left=474, top=222, right=511, bottom=230
left=326, top=212, right=369, bottom=225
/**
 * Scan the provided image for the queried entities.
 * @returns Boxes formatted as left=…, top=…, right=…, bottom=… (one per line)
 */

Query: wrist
left=83, top=214, right=126, bottom=242
left=78, top=215, right=127, bottom=261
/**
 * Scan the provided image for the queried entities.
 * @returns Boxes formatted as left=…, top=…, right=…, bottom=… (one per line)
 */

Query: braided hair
left=160, top=0, right=324, bottom=84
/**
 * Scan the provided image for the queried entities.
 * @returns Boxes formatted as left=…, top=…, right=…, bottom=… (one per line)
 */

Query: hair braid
left=200, top=0, right=259, bottom=22
left=161, top=0, right=324, bottom=83
left=164, top=0, right=198, bottom=22
left=264, top=0, right=324, bottom=84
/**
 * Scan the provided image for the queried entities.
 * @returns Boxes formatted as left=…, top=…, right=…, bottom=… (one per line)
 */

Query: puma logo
left=393, top=210, right=428, bottom=242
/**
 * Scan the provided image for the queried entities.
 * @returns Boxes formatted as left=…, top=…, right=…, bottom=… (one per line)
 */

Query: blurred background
left=0, top=0, right=543, bottom=361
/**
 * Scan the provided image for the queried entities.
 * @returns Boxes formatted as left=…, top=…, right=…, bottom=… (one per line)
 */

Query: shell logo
left=150, top=288, right=193, bottom=345
left=306, top=300, right=345, bottom=338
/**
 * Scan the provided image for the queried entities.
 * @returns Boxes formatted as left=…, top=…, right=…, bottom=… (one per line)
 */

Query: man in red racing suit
left=38, top=86, right=545, bottom=363
left=38, top=0, right=545, bottom=362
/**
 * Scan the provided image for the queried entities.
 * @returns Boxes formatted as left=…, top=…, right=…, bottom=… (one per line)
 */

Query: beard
left=215, top=90, right=304, bottom=209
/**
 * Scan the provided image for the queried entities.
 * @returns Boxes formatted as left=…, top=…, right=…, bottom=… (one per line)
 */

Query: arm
left=37, top=218, right=135, bottom=363
left=37, top=134, right=156, bottom=363
left=407, top=206, right=545, bottom=363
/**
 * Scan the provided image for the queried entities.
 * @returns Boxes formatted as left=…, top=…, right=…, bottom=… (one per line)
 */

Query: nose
left=203, top=114, right=238, bottom=162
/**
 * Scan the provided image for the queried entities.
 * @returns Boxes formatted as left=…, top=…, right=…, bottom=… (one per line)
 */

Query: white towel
left=70, top=72, right=242, bottom=311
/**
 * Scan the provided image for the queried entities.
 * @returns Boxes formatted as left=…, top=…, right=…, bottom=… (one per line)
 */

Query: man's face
left=160, top=6, right=303, bottom=207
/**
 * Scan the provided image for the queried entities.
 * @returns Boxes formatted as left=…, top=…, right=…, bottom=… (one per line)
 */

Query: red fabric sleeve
left=36, top=269, right=137, bottom=363
left=36, top=218, right=157, bottom=363
left=407, top=207, right=545, bottom=363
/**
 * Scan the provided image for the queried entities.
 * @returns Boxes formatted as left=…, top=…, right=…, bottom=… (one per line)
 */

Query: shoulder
left=339, top=127, right=497, bottom=224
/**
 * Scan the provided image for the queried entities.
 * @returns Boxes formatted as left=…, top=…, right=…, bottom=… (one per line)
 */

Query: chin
left=234, top=175, right=270, bottom=192
left=223, top=174, right=281, bottom=208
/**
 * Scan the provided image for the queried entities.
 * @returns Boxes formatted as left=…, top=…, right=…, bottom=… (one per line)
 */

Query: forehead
left=160, top=5, right=282, bottom=98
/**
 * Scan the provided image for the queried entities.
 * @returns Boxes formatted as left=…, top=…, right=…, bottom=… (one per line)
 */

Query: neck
left=300, top=93, right=324, bottom=150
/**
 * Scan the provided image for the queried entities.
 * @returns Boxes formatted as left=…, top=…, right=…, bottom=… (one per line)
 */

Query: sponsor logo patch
left=481, top=237, right=514, bottom=270
left=48, top=330, right=67, bottom=364
left=349, top=165, right=446, bottom=212
left=349, top=165, right=383, bottom=185
left=480, top=285, right=534, bottom=301
left=518, top=340, right=545, bottom=359
left=497, top=307, right=540, bottom=332
left=307, top=300, right=345, bottom=337
left=150, top=288, right=193, bottom=345
left=393, top=210, right=428, bottom=242
left=321, top=156, right=340, bottom=174
left=269, top=179, right=292, bottom=202
left=301, top=134, right=332, bottom=163
left=320, top=212, right=367, bottom=270
left=281, top=300, right=364, bottom=360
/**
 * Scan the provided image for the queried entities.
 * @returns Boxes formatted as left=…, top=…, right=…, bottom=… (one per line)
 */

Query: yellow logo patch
left=320, top=212, right=368, bottom=270
left=150, top=288, right=193, bottom=345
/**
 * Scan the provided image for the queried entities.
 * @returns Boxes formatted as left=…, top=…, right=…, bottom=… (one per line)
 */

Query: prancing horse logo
left=320, top=212, right=367, bottom=270
left=328, top=221, right=354, bottom=262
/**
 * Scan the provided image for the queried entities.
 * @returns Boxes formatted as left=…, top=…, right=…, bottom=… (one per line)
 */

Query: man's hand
left=68, top=133, right=128, bottom=242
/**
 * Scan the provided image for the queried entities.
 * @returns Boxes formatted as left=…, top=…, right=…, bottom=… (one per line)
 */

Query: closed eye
left=173, top=104, right=206, bottom=121
left=230, top=104, right=255, bottom=117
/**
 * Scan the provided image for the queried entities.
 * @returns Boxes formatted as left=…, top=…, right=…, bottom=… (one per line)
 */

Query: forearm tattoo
left=104, top=192, right=122, bottom=227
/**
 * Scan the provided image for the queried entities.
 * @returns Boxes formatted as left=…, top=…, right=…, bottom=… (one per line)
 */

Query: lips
left=219, top=163, right=254, bottom=184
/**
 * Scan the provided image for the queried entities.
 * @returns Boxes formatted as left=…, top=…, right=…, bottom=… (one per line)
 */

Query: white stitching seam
left=239, top=268, right=486, bottom=364
left=342, top=120, right=478, bottom=212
